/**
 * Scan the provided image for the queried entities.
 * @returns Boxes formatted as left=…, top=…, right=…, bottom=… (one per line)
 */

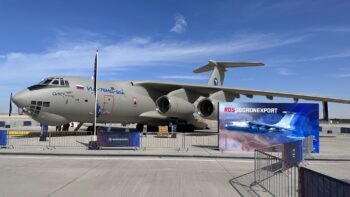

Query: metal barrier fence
left=5, top=131, right=223, bottom=151
left=299, top=167, right=350, bottom=197
left=6, top=131, right=91, bottom=149
left=254, top=145, right=299, bottom=197
left=140, top=132, right=217, bottom=151
left=183, top=133, right=219, bottom=151
left=7, top=131, right=49, bottom=149
left=3, top=131, right=316, bottom=159
left=140, top=132, right=220, bottom=151
left=141, top=132, right=182, bottom=150
left=302, top=136, right=314, bottom=162
left=48, top=131, right=91, bottom=149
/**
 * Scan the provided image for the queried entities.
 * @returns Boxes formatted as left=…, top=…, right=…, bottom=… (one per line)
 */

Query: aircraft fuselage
left=12, top=76, right=162, bottom=126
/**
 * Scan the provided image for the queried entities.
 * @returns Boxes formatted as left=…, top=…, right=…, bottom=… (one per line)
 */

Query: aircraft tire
left=177, top=124, right=194, bottom=132
left=147, top=125, right=158, bottom=132
left=186, top=124, right=195, bottom=132
left=87, top=126, right=93, bottom=131
left=136, top=124, right=144, bottom=132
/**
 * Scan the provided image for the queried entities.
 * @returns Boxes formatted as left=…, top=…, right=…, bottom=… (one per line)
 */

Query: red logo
left=224, top=107, right=235, bottom=112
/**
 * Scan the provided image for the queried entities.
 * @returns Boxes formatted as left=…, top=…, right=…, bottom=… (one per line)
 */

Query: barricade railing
left=48, top=131, right=91, bottom=149
left=7, top=131, right=49, bottom=149
left=6, top=131, right=91, bottom=149
left=253, top=144, right=299, bottom=197
left=3, top=131, right=237, bottom=151
left=302, top=136, right=314, bottom=160
left=183, top=133, right=219, bottom=151
left=140, top=132, right=183, bottom=151
left=299, top=167, right=350, bottom=197
left=5, top=130, right=228, bottom=151
left=139, top=132, right=222, bottom=151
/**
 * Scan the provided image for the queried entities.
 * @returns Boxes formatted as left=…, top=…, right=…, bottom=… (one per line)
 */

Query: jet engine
left=197, top=98, right=218, bottom=120
left=156, top=96, right=195, bottom=118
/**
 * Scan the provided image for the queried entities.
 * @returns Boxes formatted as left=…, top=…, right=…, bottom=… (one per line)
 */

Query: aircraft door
left=102, top=95, right=114, bottom=115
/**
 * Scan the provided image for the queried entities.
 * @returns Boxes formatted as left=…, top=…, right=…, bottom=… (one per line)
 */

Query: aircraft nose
left=12, top=89, right=31, bottom=108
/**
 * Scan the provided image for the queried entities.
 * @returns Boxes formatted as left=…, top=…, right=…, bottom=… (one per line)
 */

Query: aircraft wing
left=248, top=122, right=286, bottom=131
left=139, top=111, right=168, bottom=119
left=134, top=81, right=350, bottom=104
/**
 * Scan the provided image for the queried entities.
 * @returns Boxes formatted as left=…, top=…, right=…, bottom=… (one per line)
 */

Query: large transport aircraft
left=225, top=112, right=308, bottom=135
left=12, top=60, right=350, bottom=132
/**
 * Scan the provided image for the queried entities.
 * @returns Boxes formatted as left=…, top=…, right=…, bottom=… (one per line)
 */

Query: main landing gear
left=136, top=123, right=194, bottom=132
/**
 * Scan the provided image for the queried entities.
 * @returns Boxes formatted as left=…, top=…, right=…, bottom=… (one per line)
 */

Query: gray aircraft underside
left=11, top=61, right=350, bottom=130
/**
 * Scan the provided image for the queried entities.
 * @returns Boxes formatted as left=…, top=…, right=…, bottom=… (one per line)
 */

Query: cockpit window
left=41, top=78, right=70, bottom=87
left=39, top=78, right=53, bottom=85
left=29, top=77, right=70, bottom=90
left=51, top=80, right=59, bottom=85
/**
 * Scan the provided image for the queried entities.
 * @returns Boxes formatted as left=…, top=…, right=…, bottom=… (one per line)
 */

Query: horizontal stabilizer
left=193, top=60, right=264, bottom=73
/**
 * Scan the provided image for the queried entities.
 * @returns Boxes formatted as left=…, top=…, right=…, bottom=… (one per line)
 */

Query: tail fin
left=274, top=112, right=296, bottom=129
left=193, top=60, right=264, bottom=86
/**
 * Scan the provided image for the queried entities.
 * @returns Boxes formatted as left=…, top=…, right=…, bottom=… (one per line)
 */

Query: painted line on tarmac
left=0, top=151, right=255, bottom=160
left=1, top=155, right=348, bottom=165
left=308, top=161, right=350, bottom=165
left=0, top=155, right=254, bottom=163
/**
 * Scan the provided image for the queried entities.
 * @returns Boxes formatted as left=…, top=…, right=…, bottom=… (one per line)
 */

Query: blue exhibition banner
left=97, top=130, right=140, bottom=148
left=219, top=102, right=319, bottom=153
left=0, top=130, right=7, bottom=147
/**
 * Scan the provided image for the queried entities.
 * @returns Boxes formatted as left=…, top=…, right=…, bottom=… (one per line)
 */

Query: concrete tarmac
left=0, top=156, right=254, bottom=197
left=0, top=155, right=349, bottom=197
left=1, top=128, right=350, bottom=196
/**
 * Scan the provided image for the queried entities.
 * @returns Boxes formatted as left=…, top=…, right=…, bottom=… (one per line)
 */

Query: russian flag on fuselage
left=76, top=84, right=85, bottom=90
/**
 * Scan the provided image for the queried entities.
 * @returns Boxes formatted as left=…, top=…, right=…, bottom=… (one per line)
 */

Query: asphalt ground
left=0, top=156, right=252, bottom=197
left=0, top=155, right=349, bottom=197
left=1, top=130, right=350, bottom=196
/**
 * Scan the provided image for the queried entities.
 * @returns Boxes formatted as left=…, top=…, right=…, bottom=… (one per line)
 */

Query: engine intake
left=156, top=96, right=195, bottom=118
left=197, top=98, right=218, bottom=120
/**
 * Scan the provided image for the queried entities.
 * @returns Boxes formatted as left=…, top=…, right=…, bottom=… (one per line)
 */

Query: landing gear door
left=102, top=95, right=114, bottom=116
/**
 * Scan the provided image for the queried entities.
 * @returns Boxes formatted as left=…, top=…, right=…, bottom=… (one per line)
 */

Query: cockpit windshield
left=29, top=77, right=70, bottom=90
left=39, top=78, right=53, bottom=85
left=37, top=77, right=70, bottom=87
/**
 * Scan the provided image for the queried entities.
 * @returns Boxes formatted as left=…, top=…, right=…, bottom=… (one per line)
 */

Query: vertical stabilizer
left=274, top=112, right=296, bottom=129
left=193, top=60, right=264, bottom=86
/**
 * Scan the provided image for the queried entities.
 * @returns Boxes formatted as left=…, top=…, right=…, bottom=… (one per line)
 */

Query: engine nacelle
left=197, top=98, right=218, bottom=120
left=156, top=96, right=195, bottom=118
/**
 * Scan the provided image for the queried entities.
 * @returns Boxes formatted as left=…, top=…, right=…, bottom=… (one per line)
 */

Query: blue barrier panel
left=0, top=130, right=7, bottom=147
left=341, top=127, right=350, bottom=134
left=283, top=140, right=303, bottom=165
left=97, top=129, right=140, bottom=148
left=23, top=121, right=32, bottom=126
left=300, top=167, right=350, bottom=197
left=40, top=124, right=48, bottom=141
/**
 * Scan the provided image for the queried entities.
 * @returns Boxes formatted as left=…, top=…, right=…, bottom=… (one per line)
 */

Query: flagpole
left=8, top=92, right=12, bottom=129
left=93, top=50, right=98, bottom=142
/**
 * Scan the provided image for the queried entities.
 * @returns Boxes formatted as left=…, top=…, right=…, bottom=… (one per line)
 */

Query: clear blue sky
left=1, top=0, right=350, bottom=118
